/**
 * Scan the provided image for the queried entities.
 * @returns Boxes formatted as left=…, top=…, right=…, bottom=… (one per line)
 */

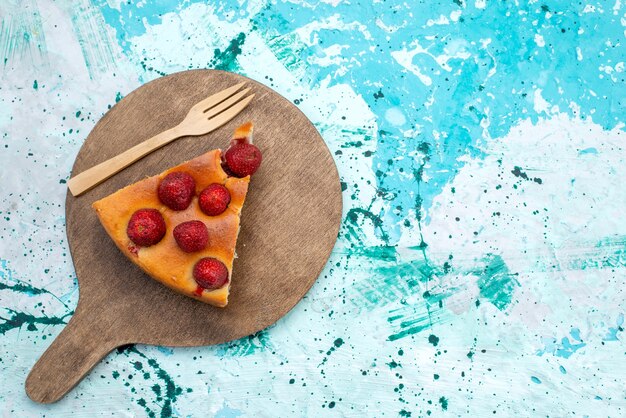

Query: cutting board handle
left=25, top=304, right=121, bottom=403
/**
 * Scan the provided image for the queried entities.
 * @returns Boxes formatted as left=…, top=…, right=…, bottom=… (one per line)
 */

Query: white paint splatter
left=384, top=107, right=406, bottom=126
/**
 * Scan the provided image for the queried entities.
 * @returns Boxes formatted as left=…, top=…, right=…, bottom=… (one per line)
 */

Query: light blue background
left=1, top=0, right=625, bottom=416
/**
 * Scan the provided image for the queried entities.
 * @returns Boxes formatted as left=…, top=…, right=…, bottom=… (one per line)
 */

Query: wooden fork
left=67, top=82, right=254, bottom=197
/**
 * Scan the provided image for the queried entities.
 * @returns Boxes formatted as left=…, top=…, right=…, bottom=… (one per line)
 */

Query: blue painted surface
left=1, top=0, right=625, bottom=416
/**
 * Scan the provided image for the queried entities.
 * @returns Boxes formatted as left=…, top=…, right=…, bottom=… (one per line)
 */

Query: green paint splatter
left=0, top=309, right=68, bottom=335
left=476, top=255, right=520, bottom=310
left=33, top=80, right=38, bottom=90
left=341, top=140, right=364, bottom=148
left=139, top=58, right=167, bottom=76
left=399, top=409, right=412, bottom=417
left=376, top=258, right=440, bottom=286
left=439, top=396, right=448, bottom=410
left=387, top=360, right=400, bottom=369
left=0, top=280, right=46, bottom=296
left=116, top=345, right=186, bottom=418
left=0, top=259, right=67, bottom=303
left=531, top=376, right=542, bottom=384
left=211, top=32, right=245, bottom=71
left=570, top=235, right=626, bottom=270
left=348, top=245, right=398, bottom=262
left=345, top=208, right=390, bottom=243
left=511, top=166, right=543, bottom=185
left=428, top=334, right=440, bottom=346
left=388, top=322, right=430, bottom=341
left=115, top=92, right=123, bottom=103
left=386, top=290, right=452, bottom=341
left=320, top=337, right=346, bottom=366
left=216, top=328, right=273, bottom=357
left=262, top=30, right=308, bottom=75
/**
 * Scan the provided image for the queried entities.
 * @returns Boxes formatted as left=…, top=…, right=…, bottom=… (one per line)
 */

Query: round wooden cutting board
left=26, top=70, right=342, bottom=403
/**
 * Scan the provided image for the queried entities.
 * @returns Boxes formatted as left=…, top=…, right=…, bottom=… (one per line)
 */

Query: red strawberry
left=173, top=220, right=208, bottom=252
left=223, top=143, right=262, bottom=177
left=193, top=257, right=229, bottom=290
left=198, top=184, right=231, bottom=216
left=127, top=209, right=166, bottom=247
left=158, top=172, right=196, bottom=210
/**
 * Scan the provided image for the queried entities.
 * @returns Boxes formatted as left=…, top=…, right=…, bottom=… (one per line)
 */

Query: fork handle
left=67, top=126, right=182, bottom=196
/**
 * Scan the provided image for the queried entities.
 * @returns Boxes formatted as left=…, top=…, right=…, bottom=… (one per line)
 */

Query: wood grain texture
left=25, top=70, right=342, bottom=403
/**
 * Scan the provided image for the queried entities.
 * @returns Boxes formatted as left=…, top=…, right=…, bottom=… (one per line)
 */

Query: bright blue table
left=1, top=1, right=624, bottom=416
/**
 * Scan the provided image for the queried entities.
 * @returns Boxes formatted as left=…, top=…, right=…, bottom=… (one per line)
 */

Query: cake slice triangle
left=92, top=122, right=260, bottom=307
